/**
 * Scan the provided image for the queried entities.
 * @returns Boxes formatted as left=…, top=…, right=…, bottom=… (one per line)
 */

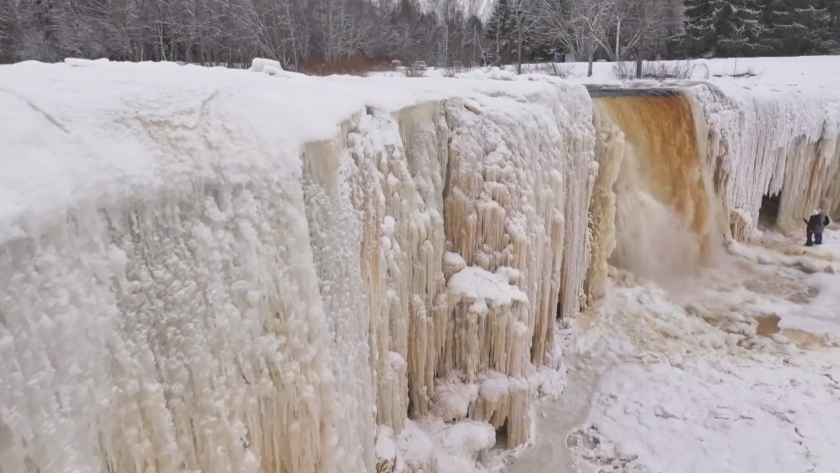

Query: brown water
left=593, top=94, right=721, bottom=285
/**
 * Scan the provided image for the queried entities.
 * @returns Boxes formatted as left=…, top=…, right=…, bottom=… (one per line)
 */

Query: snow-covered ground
left=504, top=232, right=840, bottom=473
left=572, top=351, right=840, bottom=473
left=815, top=227, right=840, bottom=258
left=540, top=55, right=840, bottom=88
left=382, top=55, right=840, bottom=90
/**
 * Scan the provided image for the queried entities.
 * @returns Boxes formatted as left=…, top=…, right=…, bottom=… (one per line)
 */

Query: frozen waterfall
left=1, top=59, right=840, bottom=473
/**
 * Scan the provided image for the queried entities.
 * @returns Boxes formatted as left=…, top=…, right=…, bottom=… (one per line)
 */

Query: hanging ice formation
left=301, top=87, right=596, bottom=463
left=0, top=63, right=595, bottom=473
left=2, top=59, right=840, bottom=473
left=690, top=85, right=840, bottom=238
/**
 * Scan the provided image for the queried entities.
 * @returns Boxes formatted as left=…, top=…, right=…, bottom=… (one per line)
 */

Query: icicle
left=689, top=84, right=840, bottom=237
left=584, top=106, right=625, bottom=305
left=436, top=85, right=594, bottom=448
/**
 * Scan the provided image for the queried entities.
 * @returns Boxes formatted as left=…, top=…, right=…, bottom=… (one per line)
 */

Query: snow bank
left=249, top=58, right=294, bottom=77
left=0, top=61, right=593, bottom=473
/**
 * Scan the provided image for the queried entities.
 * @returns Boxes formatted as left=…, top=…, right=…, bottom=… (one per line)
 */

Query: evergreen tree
left=684, top=0, right=716, bottom=57
left=718, top=0, right=766, bottom=56
left=484, top=0, right=514, bottom=64
left=761, top=0, right=835, bottom=55
left=683, top=0, right=766, bottom=57
left=826, top=0, right=840, bottom=53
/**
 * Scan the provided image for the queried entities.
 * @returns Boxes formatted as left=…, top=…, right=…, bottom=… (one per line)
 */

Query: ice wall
left=301, top=135, right=377, bottom=473
left=0, top=62, right=594, bottom=473
left=302, top=86, right=594, bottom=456
left=584, top=106, right=624, bottom=304
left=690, top=84, right=840, bottom=237
left=438, top=89, right=593, bottom=446
left=0, top=77, right=338, bottom=473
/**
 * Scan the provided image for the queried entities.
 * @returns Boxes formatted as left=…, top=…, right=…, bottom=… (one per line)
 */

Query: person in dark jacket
left=804, top=210, right=830, bottom=246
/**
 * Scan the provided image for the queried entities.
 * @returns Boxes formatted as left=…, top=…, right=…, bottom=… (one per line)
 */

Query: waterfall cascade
left=587, top=93, right=722, bottom=288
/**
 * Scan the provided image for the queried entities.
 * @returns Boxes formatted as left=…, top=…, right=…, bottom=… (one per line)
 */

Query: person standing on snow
left=804, top=209, right=830, bottom=246
left=817, top=210, right=831, bottom=245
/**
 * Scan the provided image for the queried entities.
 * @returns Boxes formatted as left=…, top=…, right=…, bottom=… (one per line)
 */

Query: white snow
left=447, top=266, right=529, bottom=309
left=734, top=230, right=840, bottom=338
left=563, top=238, right=840, bottom=473
left=389, top=418, right=497, bottom=473
left=571, top=352, right=840, bottom=473
left=249, top=58, right=292, bottom=77
left=442, top=56, right=840, bottom=90
left=431, top=376, right=480, bottom=422
left=816, top=229, right=840, bottom=258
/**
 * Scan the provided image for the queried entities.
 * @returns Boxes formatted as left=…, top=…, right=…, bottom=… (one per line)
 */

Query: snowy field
left=535, top=55, right=840, bottom=88
left=383, top=55, right=840, bottom=89
left=1, top=55, right=840, bottom=473
left=566, top=235, right=840, bottom=472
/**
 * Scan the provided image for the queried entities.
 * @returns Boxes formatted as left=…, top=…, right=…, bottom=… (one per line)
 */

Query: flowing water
left=596, top=94, right=723, bottom=285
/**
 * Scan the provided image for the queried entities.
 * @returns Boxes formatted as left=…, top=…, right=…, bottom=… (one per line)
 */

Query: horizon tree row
left=0, top=0, right=837, bottom=71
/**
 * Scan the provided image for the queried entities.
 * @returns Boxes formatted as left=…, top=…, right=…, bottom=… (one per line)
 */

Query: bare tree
left=534, top=0, right=615, bottom=76
left=0, top=0, right=481, bottom=68
left=610, top=0, right=636, bottom=61
left=509, top=0, right=538, bottom=74
left=622, top=0, right=684, bottom=77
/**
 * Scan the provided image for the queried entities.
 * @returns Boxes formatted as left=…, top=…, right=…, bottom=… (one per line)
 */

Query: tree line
left=0, top=0, right=837, bottom=71
left=683, top=0, right=839, bottom=58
